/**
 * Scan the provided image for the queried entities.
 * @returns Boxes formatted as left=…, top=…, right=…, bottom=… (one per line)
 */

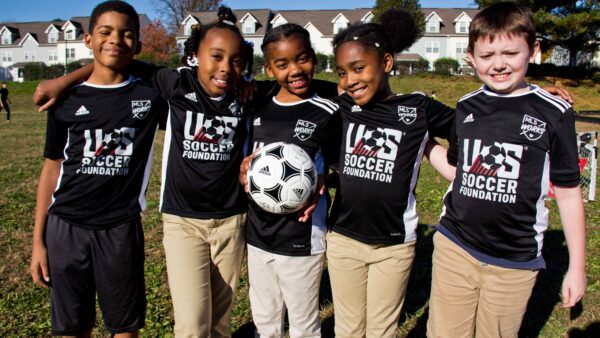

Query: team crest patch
left=293, top=119, right=316, bottom=141
left=398, top=105, right=417, bottom=125
left=520, top=114, right=546, bottom=141
left=132, top=100, right=151, bottom=119
left=229, top=100, right=243, bottom=116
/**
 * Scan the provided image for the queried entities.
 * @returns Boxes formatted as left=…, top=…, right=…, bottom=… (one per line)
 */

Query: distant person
left=29, top=1, right=165, bottom=336
left=427, top=3, right=586, bottom=337
left=1, top=82, right=11, bottom=123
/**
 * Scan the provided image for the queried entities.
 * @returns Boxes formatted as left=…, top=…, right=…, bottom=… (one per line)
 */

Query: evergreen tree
left=374, top=0, right=425, bottom=38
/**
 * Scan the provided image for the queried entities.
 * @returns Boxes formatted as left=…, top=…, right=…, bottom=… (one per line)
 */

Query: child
left=427, top=3, right=586, bottom=337
left=29, top=1, right=165, bottom=336
left=1, top=82, right=11, bottom=123
left=327, top=9, right=456, bottom=337
left=243, top=23, right=340, bottom=338
left=32, top=7, right=254, bottom=337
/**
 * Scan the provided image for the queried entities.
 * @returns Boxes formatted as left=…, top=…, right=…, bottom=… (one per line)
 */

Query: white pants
left=247, top=244, right=324, bottom=338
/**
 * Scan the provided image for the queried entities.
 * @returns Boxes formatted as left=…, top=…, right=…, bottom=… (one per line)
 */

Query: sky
left=0, top=0, right=477, bottom=23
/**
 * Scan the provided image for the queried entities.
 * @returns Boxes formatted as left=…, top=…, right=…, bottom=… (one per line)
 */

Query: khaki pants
left=247, top=244, right=324, bottom=338
left=427, top=232, right=538, bottom=338
left=162, top=213, right=246, bottom=338
left=326, top=231, right=416, bottom=338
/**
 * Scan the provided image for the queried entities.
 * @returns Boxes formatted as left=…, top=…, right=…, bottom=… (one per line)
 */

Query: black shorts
left=45, top=214, right=146, bottom=335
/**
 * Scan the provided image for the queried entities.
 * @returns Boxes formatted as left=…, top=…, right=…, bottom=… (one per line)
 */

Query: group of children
left=29, top=1, right=586, bottom=337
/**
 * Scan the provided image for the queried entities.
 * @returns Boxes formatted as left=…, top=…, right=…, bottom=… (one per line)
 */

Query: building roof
left=270, top=9, right=371, bottom=37
left=422, top=8, right=479, bottom=36
left=180, top=9, right=272, bottom=36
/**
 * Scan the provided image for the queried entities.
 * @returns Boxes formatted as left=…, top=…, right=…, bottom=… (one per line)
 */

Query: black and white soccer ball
left=202, top=117, right=226, bottom=142
left=479, top=143, right=506, bottom=170
left=361, top=128, right=387, bottom=152
left=247, top=142, right=317, bottom=214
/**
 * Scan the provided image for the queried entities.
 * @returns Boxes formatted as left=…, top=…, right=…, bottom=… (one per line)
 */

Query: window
left=1, top=34, right=10, bottom=45
left=456, top=42, right=467, bottom=55
left=457, top=21, right=468, bottom=33
left=66, top=48, right=75, bottom=60
left=334, top=20, right=347, bottom=34
left=65, top=30, right=75, bottom=40
left=2, top=52, right=13, bottom=62
left=427, top=20, right=439, bottom=33
left=49, top=50, right=58, bottom=61
left=426, top=41, right=440, bottom=54
left=184, top=23, right=193, bottom=36
left=48, top=31, right=58, bottom=43
left=242, top=20, right=255, bottom=34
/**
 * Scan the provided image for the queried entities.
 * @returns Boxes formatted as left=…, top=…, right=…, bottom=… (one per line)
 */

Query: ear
left=265, top=63, right=275, bottom=79
left=466, top=50, right=476, bottom=68
left=530, top=41, right=540, bottom=63
left=84, top=33, right=92, bottom=49
left=383, top=52, right=394, bottom=73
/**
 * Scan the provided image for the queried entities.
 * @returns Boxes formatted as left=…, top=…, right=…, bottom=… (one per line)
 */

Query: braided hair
left=260, top=23, right=315, bottom=62
left=182, top=6, right=254, bottom=74
left=333, top=9, right=418, bottom=57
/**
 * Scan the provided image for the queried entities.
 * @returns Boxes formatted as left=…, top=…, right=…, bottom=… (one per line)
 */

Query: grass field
left=0, top=75, right=598, bottom=337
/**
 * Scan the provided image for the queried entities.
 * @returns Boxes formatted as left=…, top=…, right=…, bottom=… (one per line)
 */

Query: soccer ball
left=479, top=143, right=506, bottom=170
left=247, top=142, right=317, bottom=214
left=362, top=128, right=387, bottom=152
left=202, top=117, right=226, bottom=142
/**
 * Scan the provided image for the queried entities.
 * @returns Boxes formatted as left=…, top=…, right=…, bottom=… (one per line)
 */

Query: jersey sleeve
left=152, top=67, right=182, bottom=100
left=549, top=108, right=580, bottom=187
left=312, top=79, right=339, bottom=99
left=43, top=108, right=68, bottom=160
left=446, top=116, right=458, bottom=166
left=425, top=97, right=455, bottom=140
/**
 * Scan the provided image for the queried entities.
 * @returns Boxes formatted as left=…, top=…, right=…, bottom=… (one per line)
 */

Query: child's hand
left=236, top=79, right=257, bottom=103
left=561, top=268, right=586, bottom=307
left=30, top=241, right=50, bottom=288
left=33, top=78, right=65, bottom=112
left=542, top=85, right=573, bottom=104
left=297, top=176, right=326, bottom=223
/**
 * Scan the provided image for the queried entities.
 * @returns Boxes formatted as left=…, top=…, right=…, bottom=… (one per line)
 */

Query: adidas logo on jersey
left=185, top=92, right=198, bottom=102
left=463, top=113, right=474, bottom=123
left=258, top=166, right=271, bottom=176
left=351, top=105, right=362, bottom=112
left=253, top=118, right=261, bottom=126
left=75, top=105, right=90, bottom=116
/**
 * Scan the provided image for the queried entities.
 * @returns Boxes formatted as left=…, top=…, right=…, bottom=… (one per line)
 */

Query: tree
left=138, top=19, right=176, bottom=63
left=476, top=1, right=600, bottom=66
left=373, top=0, right=425, bottom=38
left=155, top=0, right=222, bottom=32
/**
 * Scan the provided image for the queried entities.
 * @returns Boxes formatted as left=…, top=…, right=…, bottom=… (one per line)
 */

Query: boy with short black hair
left=1, top=82, right=11, bottom=123
left=427, top=2, right=586, bottom=337
left=29, top=1, right=165, bottom=336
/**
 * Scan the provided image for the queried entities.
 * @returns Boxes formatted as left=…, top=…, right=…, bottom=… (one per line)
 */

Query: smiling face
left=85, top=11, right=139, bottom=72
left=264, top=35, right=315, bottom=102
left=195, top=28, right=244, bottom=98
left=335, top=41, right=394, bottom=106
left=468, top=33, right=539, bottom=95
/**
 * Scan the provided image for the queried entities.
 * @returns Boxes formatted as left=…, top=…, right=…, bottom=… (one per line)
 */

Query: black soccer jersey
left=45, top=77, right=165, bottom=228
left=151, top=67, right=250, bottom=219
left=330, top=92, right=454, bottom=245
left=440, top=85, right=580, bottom=262
left=246, top=92, right=341, bottom=256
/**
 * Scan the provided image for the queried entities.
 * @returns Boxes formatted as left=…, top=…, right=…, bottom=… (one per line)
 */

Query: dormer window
left=242, top=20, right=255, bottom=34
left=65, top=30, right=75, bottom=40
left=1, top=31, right=11, bottom=45
left=334, top=21, right=347, bottom=34
left=457, top=21, right=468, bottom=33
left=184, top=22, right=193, bottom=36
left=48, top=31, right=58, bottom=43
left=427, top=19, right=440, bottom=33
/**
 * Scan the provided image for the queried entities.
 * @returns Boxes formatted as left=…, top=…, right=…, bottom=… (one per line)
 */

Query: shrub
left=433, top=57, right=460, bottom=75
left=252, top=54, right=265, bottom=75
left=315, top=53, right=329, bottom=73
left=592, top=71, right=600, bottom=84
left=395, top=57, right=430, bottom=75
left=328, top=54, right=336, bottom=72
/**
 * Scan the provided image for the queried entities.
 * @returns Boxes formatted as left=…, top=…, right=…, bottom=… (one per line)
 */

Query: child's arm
left=30, top=158, right=62, bottom=288
left=553, top=185, right=587, bottom=307
left=425, top=139, right=456, bottom=181
left=33, top=64, right=93, bottom=111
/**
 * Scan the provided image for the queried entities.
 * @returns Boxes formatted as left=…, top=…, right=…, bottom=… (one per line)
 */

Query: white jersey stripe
left=536, top=87, right=570, bottom=110
left=403, top=132, right=429, bottom=243
left=159, top=105, right=173, bottom=210
left=534, top=91, right=567, bottom=113
left=533, top=152, right=551, bottom=257
left=459, top=88, right=484, bottom=102
left=536, top=90, right=570, bottom=112
left=50, top=128, right=71, bottom=208
left=138, top=127, right=158, bottom=211
left=308, top=98, right=336, bottom=114
left=312, top=96, right=339, bottom=111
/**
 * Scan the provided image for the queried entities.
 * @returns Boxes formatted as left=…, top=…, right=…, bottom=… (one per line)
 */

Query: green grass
left=0, top=76, right=599, bottom=337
